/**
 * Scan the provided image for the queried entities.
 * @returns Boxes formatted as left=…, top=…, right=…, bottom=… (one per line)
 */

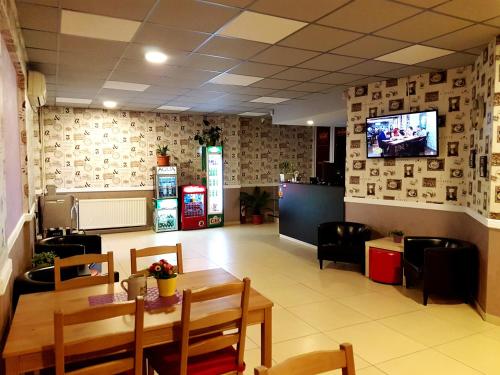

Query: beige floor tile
left=325, top=321, right=426, bottom=364
left=379, top=310, right=476, bottom=346
left=288, top=299, right=371, bottom=331
left=336, top=292, right=424, bottom=319
left=243, top=347, right=276, bottom=375
left=378, top=349, right=482, bottom=375
left=436, top=334, right=500, bottom=375
left=257, top=283, right=329, bottom=308
left=482, top=325, right=500, bottom=343
left=426, top=304, right=494, bottom=333
left=357, top=367, right=388, bottom=375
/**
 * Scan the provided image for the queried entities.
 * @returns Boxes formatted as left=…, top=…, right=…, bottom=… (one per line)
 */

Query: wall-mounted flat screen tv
left=366, top=110, right=438, bottom=158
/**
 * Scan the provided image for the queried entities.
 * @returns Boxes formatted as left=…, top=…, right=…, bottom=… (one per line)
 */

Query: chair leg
left=319, top=259, right=323, bottom=269
left=423, top=291, right=428, bottom=306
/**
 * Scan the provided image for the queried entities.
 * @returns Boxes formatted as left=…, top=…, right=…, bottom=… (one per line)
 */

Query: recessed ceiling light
left=56, top=97, right=92, bottom=105
left=145, top=51, right=168, bottom=64
left=238, top=112, right=268, bottom=116
left=103, top=81, right=150, bottom=91
left=250, top=97, right=290, bottom=104
left=157, top=105, right=191, bottom=112
left=210, top=73, right=264, bottom=86
left=218, top=11, right=307, bottom=44
left=103, top=100, right=117, bottom=108
left=60, top=10, right=140, bottom=42
left=307, top=120, right=314, bottom=125
left=375, top=45, right=454, bottom=65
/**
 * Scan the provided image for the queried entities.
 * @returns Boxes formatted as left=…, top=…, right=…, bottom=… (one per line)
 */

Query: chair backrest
left=54, top=297, right=144, bottom=375
left=130, top=244, right=183, bottom=274
left=254, top=344, right=355, bottom=375
left=179, top=277, right=251, bottom=375
left=54, top=252, right=115, bottom=291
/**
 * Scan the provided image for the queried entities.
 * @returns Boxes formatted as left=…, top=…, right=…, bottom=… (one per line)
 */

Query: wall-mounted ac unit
left=27, top=70, right=46, bottom=108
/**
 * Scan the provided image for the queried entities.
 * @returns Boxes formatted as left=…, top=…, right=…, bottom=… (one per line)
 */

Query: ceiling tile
left=267, top=90, right=310, bottom=99
left=298, top=54, right=365, bottom=71
left=395, top=0, right=449, bottom=6
left=96, top=89, right=139, bottom=99
left=22, top=29, right=57, bottom=50
left=331, top=36, right=411, bottom=59
left=157, top=105, right=191, bottom=112
left=61, top=10, right=141, bottom=42
left=433, top=0, right=500, bottom=22
left=59, top=34, right=128, bottom=56
left=26, top=48, right=58, bottom=64
left=29, top=62, right=57, bottom=75
left=133, top=23, right=210, bottom=52
left=464, top=45, right=485, bottom=55
left=149, top=0, right=240, bottom=33
left=197, top=36, right=269, bottom=60
left=382, top=66, right=436, bottom=78
left=58, top=51, right=119, bottom=71
left=228, top=62, right=288, bottom=77
left=181, top=53, right=241, bottom=72
left=250, top=96, right=289, bottom=104
left=163, top=67, right=221, bottom=82
left=250, top=78, right=300, bottom=89
left=18, top=0, right=59, bottom=6
left=375, top=12, right=472, bottom=43
left=271, top=67, right=329, bottom=81
left=205, top=0, right=254, bottom=8
left=218, top=11, right=307, bottom=44
left=317, top=0, right=420, bottom=33
left=199, top=83, right=274, bottom=95
left=278, top=25, right=363, bottom=52
left=250, top=46, right=320, bottom=66
left=424, top=24, right=500, bottom=51
left=16, top=3, right=59, bottom=32
left=60, top=0, right=156, bottom=21
left=114, top=58, right=177, bottom=77
left=348, top=76, right=392, bottom=85
left=142, top=86, right=190, bottom=97
left=287, top=82, right=333, bottom=92
left=210, top=73, right=264, bottom=86
left=109, top=71, right=164, bottom=84
left=238, top=111, right=268, bottom=116
left=415, top=52, right=478, bottom=69
left=376, top=45, right=454, bottom=64
left=210, top=93, right=257, bottom=103
left=311, top=72, right=367, bottom=84
left=340, top=60, right=406, bottom=75
left=485, top=16, right=500, bottom=27
left=103, top=81, right=150, bottom=91
left=249, top=0, right=349, bottom=22
left=182, top=90, right=228, bottom=100
left=122, top=44, right=190, bottom=64
left=56, top=97, right=92, bottom=105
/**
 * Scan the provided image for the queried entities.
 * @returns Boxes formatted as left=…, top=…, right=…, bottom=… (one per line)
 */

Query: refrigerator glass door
left=157, top=175, right=177, bottom=198
left=155, top=199, right=178, bottom=231
left=183, top=193, right=205, bottom=217
left=207, top=146, right=223, bottom=215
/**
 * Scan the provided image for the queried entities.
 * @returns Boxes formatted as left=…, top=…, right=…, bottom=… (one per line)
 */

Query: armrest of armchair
left=34, top=243, right=86, bottom=258
left=404, top=237, right=447, bottom=269
left=60, top=234, right=102, bottom=254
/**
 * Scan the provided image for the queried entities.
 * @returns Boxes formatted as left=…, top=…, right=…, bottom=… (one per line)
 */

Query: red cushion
left=146, top=344, right=245, bottom=375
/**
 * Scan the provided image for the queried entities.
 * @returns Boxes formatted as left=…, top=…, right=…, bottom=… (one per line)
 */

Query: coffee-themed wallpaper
left=38, top=107, right=313, bottom=190
left=346, top=36, right=500, bottom=220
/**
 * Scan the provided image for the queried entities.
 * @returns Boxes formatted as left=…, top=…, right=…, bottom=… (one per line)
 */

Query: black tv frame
left=365, top=109, right=439, bottom=159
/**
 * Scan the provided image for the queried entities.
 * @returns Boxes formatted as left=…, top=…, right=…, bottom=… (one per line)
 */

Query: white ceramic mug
left=120, top=273, right=147, bottom=300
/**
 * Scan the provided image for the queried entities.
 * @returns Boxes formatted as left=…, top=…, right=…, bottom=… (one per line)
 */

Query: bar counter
left=278, top=182, right=345, bottom=246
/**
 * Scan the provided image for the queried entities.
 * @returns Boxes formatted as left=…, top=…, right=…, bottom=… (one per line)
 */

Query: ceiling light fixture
left=103, top=100, right=117, bottom=109
left=250, top=96, right=290, bottom=104
left=307, top=120, right=314, bottom=125
left=145, top=51, right=168, bottom=64
left=238, top=112, right=267, bottom=117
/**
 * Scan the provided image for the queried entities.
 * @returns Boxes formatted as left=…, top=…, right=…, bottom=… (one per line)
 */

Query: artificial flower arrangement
left=148, top=259, right=177, bottom=296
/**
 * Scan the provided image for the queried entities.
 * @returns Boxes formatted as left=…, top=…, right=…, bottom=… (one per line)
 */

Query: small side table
left=365, top=237, right=404, bottom=283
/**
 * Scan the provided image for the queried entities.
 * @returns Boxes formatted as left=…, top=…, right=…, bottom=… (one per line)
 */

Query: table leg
left=5, top=357, right=20, bottom=375
left=261, top=307, right=272, bottom=367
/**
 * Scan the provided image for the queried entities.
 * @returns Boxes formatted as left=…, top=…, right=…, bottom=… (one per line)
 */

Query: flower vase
left=157, top=277, right=176, bottom=297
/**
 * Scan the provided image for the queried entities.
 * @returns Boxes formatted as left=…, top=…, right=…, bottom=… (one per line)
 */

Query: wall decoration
left=480, top=156, right=488, bottom=177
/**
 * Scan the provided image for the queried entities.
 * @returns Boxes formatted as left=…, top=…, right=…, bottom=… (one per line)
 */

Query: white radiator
left=78, top=198, right=147, bottom=230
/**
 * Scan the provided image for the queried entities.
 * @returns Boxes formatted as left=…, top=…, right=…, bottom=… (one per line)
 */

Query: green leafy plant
left=278, top=160, right=294, bottom=174
left=32, top=251, right=56, bottom=268
left=240, top=187, right=272, bottom=215
left=194, top=119, right=222, bottom=146
left=156, top=144, right=169, bottom=156
left=389, top=230, right=404, bottom=237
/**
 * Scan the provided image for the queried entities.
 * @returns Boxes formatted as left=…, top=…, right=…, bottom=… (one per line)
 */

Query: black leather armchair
left=317, top=222, right=371, bottom=272
left=35, top=234, right=102, bottom=256
left=404, top=237, right=476, bottom=305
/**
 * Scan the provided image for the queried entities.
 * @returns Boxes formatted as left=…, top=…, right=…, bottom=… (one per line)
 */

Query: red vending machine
left=179, top=185, right=207, bottom=230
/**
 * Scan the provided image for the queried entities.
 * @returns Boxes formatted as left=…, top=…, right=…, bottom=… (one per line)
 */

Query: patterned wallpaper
left=490, top=39, right=500, bottom=219
left=0, top=38, right=7, bottom=255
left=39, top=107, right=313, bottom=190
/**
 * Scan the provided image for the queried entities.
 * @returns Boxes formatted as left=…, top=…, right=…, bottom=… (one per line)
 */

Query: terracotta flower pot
left=157, top=155, right=170, bottom=166
left=252, top=214, right=264, bottom=225
left=392, top=235, right=403, bottom=243
left=157, top=277, right=176, bottom=297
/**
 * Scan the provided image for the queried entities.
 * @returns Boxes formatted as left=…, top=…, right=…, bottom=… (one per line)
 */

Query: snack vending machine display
left=202, top=146, right=224, bottom=228
left=153, top=166, right=178, bottom=232
left=179, top=185, right=207, bottom=230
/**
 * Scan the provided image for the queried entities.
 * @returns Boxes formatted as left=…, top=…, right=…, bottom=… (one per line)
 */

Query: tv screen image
left=366, top=110, right=438, bottom=158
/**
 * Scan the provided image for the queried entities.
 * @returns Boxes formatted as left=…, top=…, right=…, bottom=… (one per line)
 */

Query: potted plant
left=240, top=187, right=271, bottom=225
left=389, top=230, right=405, bottom=243
left=32, top=251, right=56, bottom=269
left=148, top=259, right=177, bottom=297
left=278, top=160, right=294, bottom=182
left=156, top=144, right=170, bottom=166
left=194, top=119, right=222, bottom=146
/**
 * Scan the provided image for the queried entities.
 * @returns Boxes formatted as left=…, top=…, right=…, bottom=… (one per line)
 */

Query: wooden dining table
left=2, top=268, right=274, bottom=374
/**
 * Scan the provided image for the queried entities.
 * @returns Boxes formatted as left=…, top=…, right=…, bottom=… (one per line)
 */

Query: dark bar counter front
left=279, top=183, right=345, bottom=246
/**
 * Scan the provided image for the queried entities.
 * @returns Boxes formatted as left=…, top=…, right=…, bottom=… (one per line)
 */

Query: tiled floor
left=102, top=223, right=500, bottom=375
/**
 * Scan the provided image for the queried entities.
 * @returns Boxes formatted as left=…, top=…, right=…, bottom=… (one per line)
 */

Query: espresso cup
left=120, top=273, right=147, bottom=300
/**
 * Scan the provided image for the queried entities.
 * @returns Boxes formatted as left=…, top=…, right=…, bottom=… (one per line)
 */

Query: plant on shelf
left=156, top=144, right=170, bottom=166
left=389, top=230, right=405, bottom=243
left=32, top=251, right=56, bottom=268
left=278, top=160, right=294, bottom=182
left=240, top=187, right=272, bottom=225
left=194, top=119, right=222, bottom=147
left=148, top=259, right=177, bottom=297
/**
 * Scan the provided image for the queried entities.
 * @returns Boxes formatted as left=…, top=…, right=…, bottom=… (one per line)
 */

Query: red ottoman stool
left=369, top=248, right=402, bottom=284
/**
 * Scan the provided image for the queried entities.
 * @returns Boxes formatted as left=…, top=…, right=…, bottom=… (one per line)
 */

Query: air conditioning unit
left=27, top=70, right=47, bottom=108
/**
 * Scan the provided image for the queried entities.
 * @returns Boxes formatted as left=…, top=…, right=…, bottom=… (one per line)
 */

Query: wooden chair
left=54, top=296, right=145, bottom=375
left=145, top=277, right=251, bottom=375
left=130, top=244, right=183, bottom=275
left=54, top=252, right=115, bottom=291
left=254, top=344, right=355, bottom=375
